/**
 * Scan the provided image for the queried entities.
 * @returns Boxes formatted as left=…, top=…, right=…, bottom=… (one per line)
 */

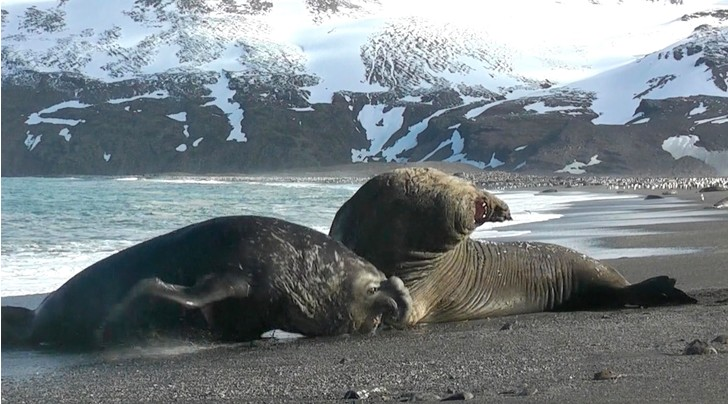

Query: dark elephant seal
left=700, top=185, right=727, bottom=193
left=2, top=216, right=411, bottom=349
left=713, top=196, right=728, bottom=209
left=329, top=167, right=695, bottom=325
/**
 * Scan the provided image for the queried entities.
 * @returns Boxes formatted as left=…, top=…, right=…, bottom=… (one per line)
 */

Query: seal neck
left=394, top=241, right=469, bottom=289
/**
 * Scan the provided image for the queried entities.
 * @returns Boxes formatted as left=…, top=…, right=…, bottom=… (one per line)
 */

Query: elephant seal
left=2, top=216, right=411, bottom=349
left=329, top=167, right=695, bottom=325
left=713, top=196, right=728, bottom=209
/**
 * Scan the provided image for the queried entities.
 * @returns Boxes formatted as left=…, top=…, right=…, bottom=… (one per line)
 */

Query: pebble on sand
left=593, top=369, right=621, bottom=381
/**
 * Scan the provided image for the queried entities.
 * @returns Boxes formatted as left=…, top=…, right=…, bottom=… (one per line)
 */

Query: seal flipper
left=620, top=276, right=697, bottom=307
left=100, top=272, right=252, bottom=343
left=1, top=306, right=35, bottom=347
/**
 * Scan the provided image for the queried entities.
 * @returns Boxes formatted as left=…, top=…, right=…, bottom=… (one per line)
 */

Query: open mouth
left=475, top=197, right=512, bottom=225
left=474, top=197, right=489, bottom=226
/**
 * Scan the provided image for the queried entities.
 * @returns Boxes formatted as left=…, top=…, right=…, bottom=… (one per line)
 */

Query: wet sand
left=2, top=170, right=727, bottom=403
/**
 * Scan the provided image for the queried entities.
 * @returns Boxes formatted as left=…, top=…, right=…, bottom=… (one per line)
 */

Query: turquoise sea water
left=0, top=176, right=718, bottom=297
left=1, top=176, right=361, bottom=296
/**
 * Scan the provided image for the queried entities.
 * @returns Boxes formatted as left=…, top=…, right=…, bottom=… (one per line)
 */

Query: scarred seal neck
left=391, top=241, right=474, bottom=322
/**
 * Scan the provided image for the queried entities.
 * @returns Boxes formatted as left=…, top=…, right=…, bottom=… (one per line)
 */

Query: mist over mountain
left=2, top=0, right=727, bottom=176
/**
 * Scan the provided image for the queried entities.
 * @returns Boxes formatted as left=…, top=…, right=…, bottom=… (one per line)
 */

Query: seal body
left=329, top=167, right=695, bottom=325
left=2, top=216, right=411, bottom=349
left=713, top=196, right=728, bottom=209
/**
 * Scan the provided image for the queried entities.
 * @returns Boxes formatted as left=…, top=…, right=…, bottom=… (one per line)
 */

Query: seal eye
left=367, top=286, right=379, bottom=295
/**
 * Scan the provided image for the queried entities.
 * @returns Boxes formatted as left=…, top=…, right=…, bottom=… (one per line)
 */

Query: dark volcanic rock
left=700, top=185, right=728, bottom=192
left=4, top=72, right=727, bottom=176
left=441, top=391, right=475, bottom=401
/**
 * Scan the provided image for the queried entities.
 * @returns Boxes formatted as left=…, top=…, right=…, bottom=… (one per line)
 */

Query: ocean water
left=0, top=176, right=714, bottom=298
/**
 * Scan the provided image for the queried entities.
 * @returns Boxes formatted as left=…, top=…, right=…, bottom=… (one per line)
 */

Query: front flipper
left=100, top=272, right=252, bottom=343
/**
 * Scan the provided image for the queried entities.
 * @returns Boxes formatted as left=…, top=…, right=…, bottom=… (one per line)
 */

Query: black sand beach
left=2, top=169, right=727, bottom=403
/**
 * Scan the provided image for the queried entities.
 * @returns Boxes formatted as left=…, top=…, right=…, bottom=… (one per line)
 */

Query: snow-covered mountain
left=2, top=0, right=727, bottom=176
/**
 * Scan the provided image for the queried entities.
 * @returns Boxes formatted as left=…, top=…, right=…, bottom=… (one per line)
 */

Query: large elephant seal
left=2, top=216, right=411, bottom=349
left=329, top=167, right=695, bottom=325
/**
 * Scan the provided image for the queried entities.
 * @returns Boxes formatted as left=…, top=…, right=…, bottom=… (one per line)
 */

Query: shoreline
left=4, top=162, right=727, bottom=192
left=2, top=167, right=728, bottom=402
left=3, top=183, right=725, bottom=302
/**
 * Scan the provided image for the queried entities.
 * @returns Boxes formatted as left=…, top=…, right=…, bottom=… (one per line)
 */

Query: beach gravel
left=2, top=299, right=727, bottom=403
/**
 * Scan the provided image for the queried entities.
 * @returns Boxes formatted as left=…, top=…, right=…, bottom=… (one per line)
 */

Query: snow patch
left=483, top=152, right=505, bottom=169
left=182, top=125, right=190, bottom=138
left=58, top=128, right=71, bottom=141
left=556, top=155, right=602, bottom=174
left=351, top=104, right=405, bottom=162
left=108, top=91, right=169, bottom=105
left=299, top=19, right=389, bottom=104
left=688, top=102, right=707, bottom=116
left=401, top=96, right=423, bottom=103
left=24, top=133, right=42, bottom=151
left=192, top=137, right=204, bottom=147
left=569, top=41, right=727, bottom=125
left=662, top=135, right=728, bottom=175
left=465, top=100, right=505, bottom=120
left=419, top=129, right=487, bottom=169
left=289, top=107, right=315, bottom=112
left=694, top=114, right=728, bottom=125
left=167, top=112, right=187, bottom=122
left=524, top=101, right=580, bottom=114
left=25, top=100, right=90, bottom=126
left=103, top=152, right=111, bottom=162
left=382, top=106, right=456, bottom=162
left=176, top=144, right=187, bottom=152
left=203, top=73, right=246, bottom=142
left=514, top=145, right=528, bottom=152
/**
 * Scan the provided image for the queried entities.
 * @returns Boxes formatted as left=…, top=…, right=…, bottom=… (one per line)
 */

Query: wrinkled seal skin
left=330, top=167, right=696, bottom=325
left=2, top=216, right=412, bottom=350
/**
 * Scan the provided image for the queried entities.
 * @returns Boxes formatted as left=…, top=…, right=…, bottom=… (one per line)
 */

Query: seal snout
left=378, top=276, right=413, bottom=328
left=474, top=196, right=512, bottom=226
left=491, top=205, right=513, bottom=222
